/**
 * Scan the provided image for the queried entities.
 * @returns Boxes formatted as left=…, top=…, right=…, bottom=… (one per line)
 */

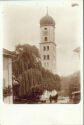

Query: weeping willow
left=12, top=44, right=61, bottom=97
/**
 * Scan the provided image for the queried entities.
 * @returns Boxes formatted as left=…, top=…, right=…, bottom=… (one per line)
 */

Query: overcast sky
left=2, top=0, right=83, bottom=76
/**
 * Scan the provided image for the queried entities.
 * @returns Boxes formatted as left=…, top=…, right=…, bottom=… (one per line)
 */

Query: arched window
left=44, top=28, right=47, bottom=30
left=44, top=62, right=46, bottom=66
left=43, top=46, right=46, bottom=51
left=47, top=55, right=49, bottom=60
left=47, top=46, right=49, bottom=50
left=44, top=37, right=47, bottom=41
left=47, top=62, right=49, bottom=67
left=43, top=55, right=46, bottom=60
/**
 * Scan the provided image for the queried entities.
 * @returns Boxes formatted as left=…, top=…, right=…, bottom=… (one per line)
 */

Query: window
left=43, top=55, right=50, bottom=60
left=44, top=37, right=47, bottom=41
left=47, top=62, right=49, bottom=67
left=44, top=62, right=46, bottom=66
left=43, top=46, right=46, bottom=51
left=43, top=55, right=46, bottom=60
left=43, top=46, right=49, bottom=51
left=47, top=55, right=50, bottom=60
left=47, top=46, right=49, bottom=50
left=44, top=28, right=47, bottom=30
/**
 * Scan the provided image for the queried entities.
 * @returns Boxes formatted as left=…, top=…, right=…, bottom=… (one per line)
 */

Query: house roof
left=3, top=48, right=13, bottom=58
left=73, top=47, right=80, bottom=53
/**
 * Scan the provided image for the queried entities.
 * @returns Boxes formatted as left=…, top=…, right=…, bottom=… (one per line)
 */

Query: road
left=57, top=96, right=70, bottom=104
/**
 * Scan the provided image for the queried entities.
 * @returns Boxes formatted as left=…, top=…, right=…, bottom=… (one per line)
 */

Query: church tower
left=39, top=11, right=56, bottom=73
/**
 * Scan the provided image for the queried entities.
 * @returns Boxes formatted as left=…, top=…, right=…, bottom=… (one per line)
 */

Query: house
left=3, top=48, right=13, bottom=103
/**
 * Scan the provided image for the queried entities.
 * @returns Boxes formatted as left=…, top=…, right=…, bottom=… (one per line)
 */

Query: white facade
left=3, top=57, right=12, bottom=87
left=40, top=26, right=55, bottom=43
left=3, top=49, right=13, bottom=103
left=40, top=15, right=56, bottom=73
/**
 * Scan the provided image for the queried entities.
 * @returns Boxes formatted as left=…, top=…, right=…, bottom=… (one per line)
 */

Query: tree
left=68, top=72, right=80, bottom=97
left=12, top=44, right=61, bottom=102
left=12, top=44, right=41, bottom=78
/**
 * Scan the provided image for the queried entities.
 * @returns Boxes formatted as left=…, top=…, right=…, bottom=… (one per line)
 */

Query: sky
left=1, top=0, right=83, bottom=76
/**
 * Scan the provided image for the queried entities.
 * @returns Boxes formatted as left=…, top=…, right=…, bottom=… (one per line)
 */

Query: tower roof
left=40, top=13, right=55, bottom=27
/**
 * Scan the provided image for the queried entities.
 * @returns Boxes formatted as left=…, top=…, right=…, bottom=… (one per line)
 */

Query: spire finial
left=46, top=7, right=48, bottom=15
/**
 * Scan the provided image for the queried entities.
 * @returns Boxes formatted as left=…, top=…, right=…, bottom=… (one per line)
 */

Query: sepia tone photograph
left=2, top=0, right=82, bottom=104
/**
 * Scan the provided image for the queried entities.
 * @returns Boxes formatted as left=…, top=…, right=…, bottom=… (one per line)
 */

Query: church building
left=39, top=11, right=56, bottom=74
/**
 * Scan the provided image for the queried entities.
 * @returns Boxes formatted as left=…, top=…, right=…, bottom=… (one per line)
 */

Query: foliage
left=13, top=44, right=41, bottom=78
left=18, top=68, right=42, bottom=96
left=3, top=85, right=12, bottom=97
left=68, top=72, right=80, bottom=97
left=12, top=44, right=61, bottom=101
left=61, top=71, right=80, bottom=97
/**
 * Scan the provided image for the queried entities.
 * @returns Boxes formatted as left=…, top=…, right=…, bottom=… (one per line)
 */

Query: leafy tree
left=12, top=44, right=61, bottom=102
left=12, top=44, right=41, bottom=78
left=69, top=73, right=80, bottom=97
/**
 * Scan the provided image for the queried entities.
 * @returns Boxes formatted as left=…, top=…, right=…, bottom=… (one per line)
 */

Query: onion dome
left=40, top=14, right=55, bottom=27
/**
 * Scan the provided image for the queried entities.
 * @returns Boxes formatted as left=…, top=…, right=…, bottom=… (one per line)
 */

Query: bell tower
left=39, top=11, right=56, bottom=73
